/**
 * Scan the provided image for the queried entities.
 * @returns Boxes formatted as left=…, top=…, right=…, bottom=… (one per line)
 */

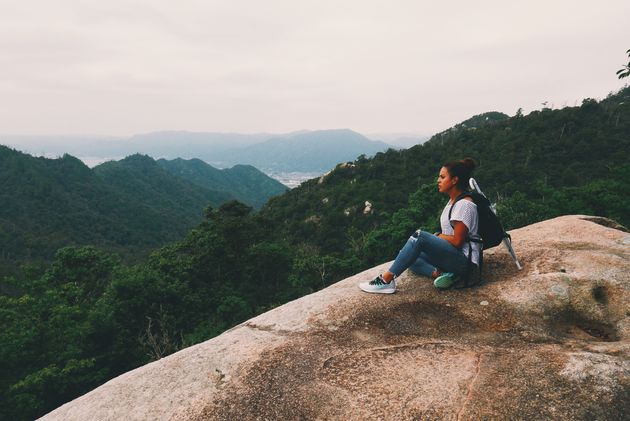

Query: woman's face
left=437, top=167, right=458, bottom=193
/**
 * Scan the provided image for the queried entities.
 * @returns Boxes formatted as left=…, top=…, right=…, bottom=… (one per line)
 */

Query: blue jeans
left=388, top=230, right=469, bottom=278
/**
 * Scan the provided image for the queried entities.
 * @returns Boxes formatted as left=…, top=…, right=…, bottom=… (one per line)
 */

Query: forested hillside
left=261, top=91, right=630, bottom=261
left=157, top=158, right=287, bottom=209
left=2, top=87, right=629, bottom=420
left=0, top=149, right=196, bottom=274
left=0, top=151, right=286, bottom=276
left=93, top=154, right=233, bottom=223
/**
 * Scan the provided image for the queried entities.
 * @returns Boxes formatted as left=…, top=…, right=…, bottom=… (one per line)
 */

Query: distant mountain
left=156, top=158, right=288, bottom=209
left=0, top=132, right=275, bottom=163
left=2, top=129, right=393, bottom=174
left=125, top=131, right=277, bottom=160
left=114, top=129, right=392, bottom=173
left=212, top=129, right=391, bottom=172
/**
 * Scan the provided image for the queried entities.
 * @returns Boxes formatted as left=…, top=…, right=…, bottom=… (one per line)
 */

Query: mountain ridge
left=2, top=129, right=393, bottom=173
left=156, top=158, right=288, bottom=209
left=0, top=149, right=286, bottom=274
left=211, top=129, right=391, bottom=171
left=258, top=88, right=630, bottom=262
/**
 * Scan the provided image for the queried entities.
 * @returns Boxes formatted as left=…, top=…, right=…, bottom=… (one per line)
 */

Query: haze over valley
left=2, top=129, right=411, bottom=187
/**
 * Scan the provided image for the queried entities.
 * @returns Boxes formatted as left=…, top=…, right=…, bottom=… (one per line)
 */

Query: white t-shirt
left=439, top=198, right=481, bottom=265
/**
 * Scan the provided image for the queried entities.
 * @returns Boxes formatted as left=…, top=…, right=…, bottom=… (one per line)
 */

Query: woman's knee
left=404, top=235, right=420, bottom=250
left=396, top=237, right=413, bottom=255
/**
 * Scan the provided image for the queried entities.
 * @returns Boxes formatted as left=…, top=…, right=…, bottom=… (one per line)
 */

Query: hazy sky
left=1, top=0, right=628, bottom=137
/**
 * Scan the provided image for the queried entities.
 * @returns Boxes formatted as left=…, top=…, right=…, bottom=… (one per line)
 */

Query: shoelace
left=369, top=276, right=386, bottom=286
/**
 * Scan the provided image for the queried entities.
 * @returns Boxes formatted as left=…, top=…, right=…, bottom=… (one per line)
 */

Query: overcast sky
left=1, top=0, right=628, bottom=138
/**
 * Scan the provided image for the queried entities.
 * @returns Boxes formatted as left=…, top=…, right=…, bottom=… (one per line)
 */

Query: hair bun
left=461, top=157, right=477, bottom=170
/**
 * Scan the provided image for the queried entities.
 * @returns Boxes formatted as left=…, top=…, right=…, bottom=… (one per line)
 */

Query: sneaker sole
left=358, top=284, right=396, bottom=294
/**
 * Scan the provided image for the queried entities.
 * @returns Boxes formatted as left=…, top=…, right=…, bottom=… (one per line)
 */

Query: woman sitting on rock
left=359, top=158, right=480, bottom=293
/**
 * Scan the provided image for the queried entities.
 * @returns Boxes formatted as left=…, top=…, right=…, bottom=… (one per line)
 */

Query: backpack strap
left=448, top=192, right=481, bottom=244
left=464, top=242, right=474, bottom=288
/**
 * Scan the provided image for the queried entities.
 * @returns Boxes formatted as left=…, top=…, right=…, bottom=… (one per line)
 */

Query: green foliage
left=2, top=87, right=630, bottom=419
left=362, top=184, right=443, bottom=265
left=0, top=151, right=287, bottom=278
left=495, top=164, right=630, bottom=230
left=0, top=149, right=210, bottom=276
left=157, top=158, right=287, bottom=210
left=617, top=49, right=630, bottom=79
left=0, top=247, right=117, bottom=420
left=263, top=86, right=630, bottom=260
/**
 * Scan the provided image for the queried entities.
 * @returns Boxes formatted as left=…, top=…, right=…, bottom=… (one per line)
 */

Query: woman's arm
left=437, top=220, right=469, bottom=249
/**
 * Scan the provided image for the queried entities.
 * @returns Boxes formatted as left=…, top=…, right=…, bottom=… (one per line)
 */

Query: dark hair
left=443, top=158, right=476, bottom=189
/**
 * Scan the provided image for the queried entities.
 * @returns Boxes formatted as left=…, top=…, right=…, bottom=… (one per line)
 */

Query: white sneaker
left=359, top=275, right=396, bottom=294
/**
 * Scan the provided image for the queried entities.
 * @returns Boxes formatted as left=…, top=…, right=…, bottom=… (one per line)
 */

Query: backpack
left=447, top=191, right=510, bottom=288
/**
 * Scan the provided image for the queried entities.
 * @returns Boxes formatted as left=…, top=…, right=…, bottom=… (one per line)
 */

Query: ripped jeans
left=388, top=230, right=469, bottom=278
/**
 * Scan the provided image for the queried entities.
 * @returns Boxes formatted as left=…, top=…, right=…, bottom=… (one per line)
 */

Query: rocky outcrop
left=41, top=215, right=630, bottom=420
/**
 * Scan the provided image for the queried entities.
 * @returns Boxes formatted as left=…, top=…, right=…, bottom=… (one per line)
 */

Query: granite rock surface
left=41, top=215, right=630, bottom=420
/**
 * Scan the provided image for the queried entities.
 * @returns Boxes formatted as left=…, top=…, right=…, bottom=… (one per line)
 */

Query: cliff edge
left=41, top=215, right=630, bottom=420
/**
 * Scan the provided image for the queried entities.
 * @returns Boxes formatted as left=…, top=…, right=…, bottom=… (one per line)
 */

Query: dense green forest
left=156, top=158, right=287, bottom=210
left=1, top=87, right=629, bottom=420
left=0, top=152, right=285, bottom=277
